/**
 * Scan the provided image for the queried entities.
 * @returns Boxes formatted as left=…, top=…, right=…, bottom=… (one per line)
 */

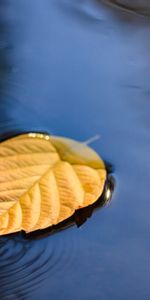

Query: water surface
left=0, top=1, right=150, bottom=299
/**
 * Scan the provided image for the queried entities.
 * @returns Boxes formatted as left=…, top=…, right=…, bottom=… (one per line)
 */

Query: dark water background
left=0, top=1, right=150, bottom=299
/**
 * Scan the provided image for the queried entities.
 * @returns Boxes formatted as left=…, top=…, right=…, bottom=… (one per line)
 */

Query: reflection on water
left=101, top=0, right=150, bottom=16
left=0, top=0, right=150, bottom=299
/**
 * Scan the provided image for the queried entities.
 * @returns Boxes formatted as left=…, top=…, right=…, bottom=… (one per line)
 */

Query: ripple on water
left=0, top=233, right=73, bottom=298
left=0, top=223, right=86, bottom=299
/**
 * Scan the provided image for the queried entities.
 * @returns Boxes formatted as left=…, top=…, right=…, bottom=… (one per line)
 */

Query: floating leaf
left=0, top=133, right=106, bottom=235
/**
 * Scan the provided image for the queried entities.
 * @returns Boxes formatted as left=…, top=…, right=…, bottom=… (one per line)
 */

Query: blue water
left=0, top=1, right=150, bottom=299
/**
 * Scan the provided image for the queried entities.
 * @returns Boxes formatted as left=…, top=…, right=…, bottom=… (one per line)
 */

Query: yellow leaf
left=0, top=133, right=107, bottom=235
